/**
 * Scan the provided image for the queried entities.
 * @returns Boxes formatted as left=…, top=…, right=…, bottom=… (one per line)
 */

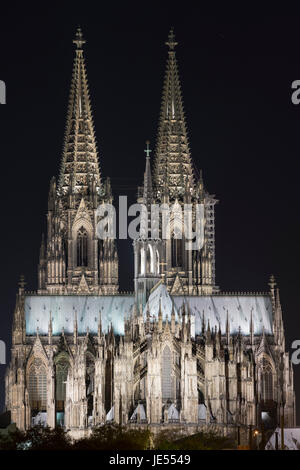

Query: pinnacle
left=165, top=28, right=178, bottom=50
left=269, top=274, right=276, bottom=290
left=18, top=274, right=26, bottom=290
left=73, top=26, right=86, bottom=50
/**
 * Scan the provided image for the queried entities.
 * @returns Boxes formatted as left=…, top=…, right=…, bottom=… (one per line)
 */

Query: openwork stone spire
left=58, top=27, right=101, bottom=197
left=143, top=140, right=153, bottom=203
left=154, top=28, right=195, bottom=199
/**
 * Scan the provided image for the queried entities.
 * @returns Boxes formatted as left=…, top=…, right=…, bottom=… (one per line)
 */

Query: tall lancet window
left=28, top=358, right=47, bottom=411
left=86, top=354, right=95, bottom=418
left=77, top=226, right=88, bottom=267
left=162, top=346, right=173, bottom=400
left=260, top=357, right=274, bottom=401
left=146, top=246, right=151, bottom=274
left=171, top=238, right=182, bottom=268
left=55, top=356, right=69, bottom=412
left=146, top=245, right=154, bottom=274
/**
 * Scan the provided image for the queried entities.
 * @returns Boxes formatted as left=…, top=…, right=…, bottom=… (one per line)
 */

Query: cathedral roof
left=143, top=282, right=180, bottom=322
left=24, top=288, right=273, bottom=337
left=25, top=295, right=134, bottom=336
left=180, top=294, right=273, bottom=336
left=144, top=282, right=273, bottom=336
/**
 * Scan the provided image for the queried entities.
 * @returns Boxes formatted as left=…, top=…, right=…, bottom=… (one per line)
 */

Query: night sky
left=0, top=8, right=300, bottom=423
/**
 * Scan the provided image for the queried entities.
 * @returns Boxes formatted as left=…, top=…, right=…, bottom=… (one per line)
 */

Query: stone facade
left=5, top=28, right=296, bottom=437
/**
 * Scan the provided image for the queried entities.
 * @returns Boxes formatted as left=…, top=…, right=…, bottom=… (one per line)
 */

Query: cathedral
left=5, top=28, right=296, bottom=439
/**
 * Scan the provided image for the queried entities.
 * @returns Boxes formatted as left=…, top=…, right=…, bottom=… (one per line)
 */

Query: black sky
left=0, top=7, right=300, bottom=422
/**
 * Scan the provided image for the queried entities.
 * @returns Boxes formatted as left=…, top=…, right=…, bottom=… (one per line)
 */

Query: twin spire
left=143, top=141, right=153, bottom=203
left=153, top=28, right=195, bottom=200
left=58, top=27, right=101, bottom=198
left=58, top=28, right=195, bottom=203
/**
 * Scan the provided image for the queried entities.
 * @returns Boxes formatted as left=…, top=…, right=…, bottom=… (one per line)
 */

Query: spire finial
left=269, top=274, right=276, bottom=290
left=165, top=27, right=178, bottom=50
left=144, top=140, right=152, bottom=159
left=73, top=26, right=86, bottom=50
left=19, top=274, right=26, bottom=291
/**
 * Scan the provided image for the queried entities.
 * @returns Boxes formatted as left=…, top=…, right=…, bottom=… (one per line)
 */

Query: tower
left=135, top=29, right=218, bottom=300
left=38, top=28, right=118, bottom=294
left=5, top=28, right=296, bottom=438
left=134, top=142, right=162, bottom=305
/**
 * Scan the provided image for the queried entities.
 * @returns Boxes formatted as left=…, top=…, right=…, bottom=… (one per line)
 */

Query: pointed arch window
left=162, top=346, right=173, bottom=400
left=146, top=246, right=151, bottom=274
left=140, top=247, right=145, bottom=275
left=146, top=245, right=154, bottom=274
left=260, top=357, right=274, bottom=401
left=105, top=350, right=113, bottom=414
left=77, top=226, right=88, bottom=267
left=171, top=238, right=182, bottom=268
left=55, top=357, right=69, bottom=412
left=156, top=249, right=160, bottom=274
left=28, top=358, right=47, bottom=411
left=86, top=353, right=95, bottom=417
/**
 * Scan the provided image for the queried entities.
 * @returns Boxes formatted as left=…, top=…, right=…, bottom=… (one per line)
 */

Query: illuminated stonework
left=5, top=28, right=295, bottom=437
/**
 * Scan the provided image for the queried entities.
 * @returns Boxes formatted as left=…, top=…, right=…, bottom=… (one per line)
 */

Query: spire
left=98, top=310, right=102, bottom=339
left=158, top=298, right=163, bottom=332
left=206, top=319, right=212, bottom=344
left=18, top=274, right=26, bottom=296
left=58, top=27, right=101, bottom=200
left=202, top=310, right=205, bottom=335
left=48, top=311, right=53, bottom=345
left=39, top=233, right=45, bottom=260
left=171, top=300, right=176, bottom=334
left=274, top=286, right=285, bottom=348
left=216, top=323, right=221, bottom=356
left=269, top=274, right=276, bottom=310
left=181, top=302, right=187, bottom=343
left=226, top=310, right=230, bottom=344
left=143, top=140, right=153, bottom=202
left=73, top=310, right=78, bottom=345
left=154, top=28, right=195, bottom=199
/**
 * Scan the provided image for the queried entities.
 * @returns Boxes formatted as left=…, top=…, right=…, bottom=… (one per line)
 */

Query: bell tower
left=135, top=29, right=218, bottom=299
left=38, top=28, right=118, bottom=294
left=134, top=142, right=161, bottom=305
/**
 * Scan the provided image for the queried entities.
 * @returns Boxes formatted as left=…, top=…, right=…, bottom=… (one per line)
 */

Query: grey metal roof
left=25, top=284, right=273, bottom=337
left=25, top=295, right=135, bottom=336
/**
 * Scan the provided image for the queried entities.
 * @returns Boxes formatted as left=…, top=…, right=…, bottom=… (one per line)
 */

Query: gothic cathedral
left=5, top=28, right=296, bottom=438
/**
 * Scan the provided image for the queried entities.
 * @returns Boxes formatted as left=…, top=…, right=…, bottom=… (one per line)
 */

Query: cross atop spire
left=165, top=28, right=178, bottom=51
left=144, top=140, right=152, bottom=158
left=142, top=140, right=153, bottom=210
left=73, top=26, right=86, bottom=50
